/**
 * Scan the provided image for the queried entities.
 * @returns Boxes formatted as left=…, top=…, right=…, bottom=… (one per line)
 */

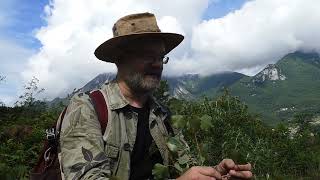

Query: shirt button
left=123, top=143, right=131, bottom=151
left=150, top=120, right=157, bottom=129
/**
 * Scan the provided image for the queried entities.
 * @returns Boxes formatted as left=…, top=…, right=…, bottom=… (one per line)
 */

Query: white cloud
left=189, top=0, right=320, bottom=75
left=21, top=0, right=320, bottom=100
left=0, top=94, right=14, bottom=106
left=22, top=0, right=209, bottom=99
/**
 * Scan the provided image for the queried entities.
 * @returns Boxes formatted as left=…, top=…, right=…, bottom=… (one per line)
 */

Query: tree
left=15, top=77, right=44, bottom=107
left=14, top=77, right=47, bottom=115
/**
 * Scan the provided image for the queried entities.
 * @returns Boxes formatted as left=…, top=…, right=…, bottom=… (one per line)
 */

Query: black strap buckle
left=46, top=128, right=56, bottom=144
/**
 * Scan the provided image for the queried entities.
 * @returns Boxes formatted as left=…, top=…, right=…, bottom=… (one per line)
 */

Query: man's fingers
left=229, top=170, right=253, bottom=179
left=234, top=163, right=252, bottom=171
left=197, top=166, right=222, bottom=179
left=222, top=159, right=236, bottom=170
left=216, top=159, right=235, bottom=174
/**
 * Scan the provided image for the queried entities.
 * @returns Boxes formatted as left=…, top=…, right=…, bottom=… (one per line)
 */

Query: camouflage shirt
left=58, top=80, right=172, bottom=180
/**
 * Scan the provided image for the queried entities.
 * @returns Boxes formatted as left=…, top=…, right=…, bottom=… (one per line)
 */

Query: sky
left=1, top=0, right=320, bottom=106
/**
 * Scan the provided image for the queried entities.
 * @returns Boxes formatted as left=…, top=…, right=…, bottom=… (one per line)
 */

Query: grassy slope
left=229, top=52, right=320, bottom=125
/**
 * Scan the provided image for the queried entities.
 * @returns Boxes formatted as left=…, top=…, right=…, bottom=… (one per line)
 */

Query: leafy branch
left=15, top=76, right=45, bottom=107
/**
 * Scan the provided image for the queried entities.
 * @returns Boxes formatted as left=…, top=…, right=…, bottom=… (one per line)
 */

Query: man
left=59, top=12, right=252, bottom=180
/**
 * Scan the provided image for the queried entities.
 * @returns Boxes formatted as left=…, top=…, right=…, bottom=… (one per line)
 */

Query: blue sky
left=203, top=0, right=247, bottom=20
left=0, top=0, right=48, bottom=49
left=0, top=0, right=48, bottom=105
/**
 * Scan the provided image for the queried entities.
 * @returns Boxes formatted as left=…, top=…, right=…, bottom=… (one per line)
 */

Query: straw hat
left=94, top=12, right=184, bottom=63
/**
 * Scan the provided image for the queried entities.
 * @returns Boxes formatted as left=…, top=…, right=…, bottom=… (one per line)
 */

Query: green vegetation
left=166, top=93, right=320, bottom=179
left=155, top=81, right=320, bottom=179
left=230, top=51, right=320, bottom=124
left=1, top=78, right=319, bottom=179
left=0, top=77, right=63, bottom=179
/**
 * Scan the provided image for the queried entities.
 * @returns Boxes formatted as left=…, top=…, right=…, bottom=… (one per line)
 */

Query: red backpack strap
left=89, top=90, right=108, bottom=135
left=56, top=91, right=108, bottom=136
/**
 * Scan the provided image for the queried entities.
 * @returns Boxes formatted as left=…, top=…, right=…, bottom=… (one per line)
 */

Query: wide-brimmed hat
left=94, top=12, right=184, bottom=63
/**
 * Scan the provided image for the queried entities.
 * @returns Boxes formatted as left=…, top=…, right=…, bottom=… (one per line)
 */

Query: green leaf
left=167, top=139, right=178, bottom=153
left=166, top=136, right=184, bottom=153
left=177, top=154, right=190, bottom=165
left=174, top=162, right=184, bottom=172
left=200, top=114, right=212, bottom=130
left=188, top=116, right=201, bottom=130
left=171, top=115, right=186, bottom=129
left=229, top=149, right=244, bottom=164
left=152, top=163, right=169, bottom=180
left=199, top=155, right=205, bottom=165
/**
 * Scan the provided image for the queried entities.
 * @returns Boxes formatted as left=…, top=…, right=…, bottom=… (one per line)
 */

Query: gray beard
left=123, top=72, right=161, bottom=94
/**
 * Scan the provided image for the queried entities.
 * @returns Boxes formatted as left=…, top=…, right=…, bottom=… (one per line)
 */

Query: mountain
left=166, top=72, right=246, bottom=99
left=70, top=72, right=245, bottom=100
left=251, top=64, right=286, bottom=85
left=230, top=51, right=320, bottom=124
left=80, top=73, right=115, bottom=93
left=49, top=51, right=320, bottom=124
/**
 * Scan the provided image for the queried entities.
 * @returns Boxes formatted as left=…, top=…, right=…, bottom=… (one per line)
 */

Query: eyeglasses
left=141, top=56, right=169, bottom=65
left=122, top=52, right=170, bottom=64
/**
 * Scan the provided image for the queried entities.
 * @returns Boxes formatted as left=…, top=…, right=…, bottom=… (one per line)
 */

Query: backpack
left=29, top=90, right=108, bottom=180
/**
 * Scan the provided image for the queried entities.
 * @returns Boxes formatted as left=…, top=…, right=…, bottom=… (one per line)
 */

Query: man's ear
left=115, top=59, right=127, bottom=70
left=115, top=59, right=127, bottom=76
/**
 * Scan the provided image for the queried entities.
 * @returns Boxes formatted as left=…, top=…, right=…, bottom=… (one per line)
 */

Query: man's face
left=120, top=39, right=166, bottom=93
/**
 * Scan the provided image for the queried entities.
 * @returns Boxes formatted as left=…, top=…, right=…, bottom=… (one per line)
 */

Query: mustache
left=144, top=71, right=162, bottom=76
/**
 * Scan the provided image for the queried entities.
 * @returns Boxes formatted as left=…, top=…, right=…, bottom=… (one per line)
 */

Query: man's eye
left=145, top=57, right=154, bottom=62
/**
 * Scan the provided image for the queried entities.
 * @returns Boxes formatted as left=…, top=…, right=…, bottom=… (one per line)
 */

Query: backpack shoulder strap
left=89, top=90, right=108, bottom=135
left=57, top=90, right=109, bottom=135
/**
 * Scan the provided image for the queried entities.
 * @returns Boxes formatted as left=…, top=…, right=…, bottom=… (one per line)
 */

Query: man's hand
left=176, top=159, right=252, bottom=180
left=176, top=166, right=222, bottom=180
left=214, top=159, right=252, bottom=179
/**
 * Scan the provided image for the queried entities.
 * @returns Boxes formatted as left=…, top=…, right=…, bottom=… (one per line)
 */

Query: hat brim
left=94, top=32, right=184, bottom=63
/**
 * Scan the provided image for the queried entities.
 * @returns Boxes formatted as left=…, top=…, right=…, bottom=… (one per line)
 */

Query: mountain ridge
left=49, top=51, right=320, bottom=124
left=230, top=51, right=320, bottom=124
